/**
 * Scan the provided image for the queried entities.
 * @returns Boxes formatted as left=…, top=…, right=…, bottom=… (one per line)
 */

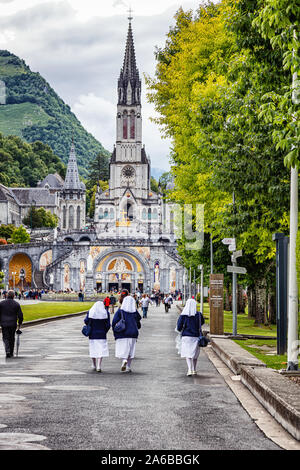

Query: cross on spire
left=127, top=6, right=133, bottom=21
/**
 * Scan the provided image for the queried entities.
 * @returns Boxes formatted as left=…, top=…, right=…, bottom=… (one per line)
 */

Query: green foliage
left=0, top=132, right=65, bottom=187
left=252, top=0, right=299, bottom=167
left=146, top=0, right=295, bottom=277
left=0, top=50, right=110, bottom=177
left=87, top=180, right=109, bottom=219
left=11, top=225, right=30, bottom=244
left=22, top=206, right=58, bottom=229
left=0, top=270, right=4, bottom=289
left=0, top=224, right=15, bottom=240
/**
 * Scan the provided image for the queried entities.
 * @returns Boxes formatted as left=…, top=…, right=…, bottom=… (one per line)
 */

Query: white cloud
left=72, top=93, right=115, bottom=152
left=0, top=0, right=210, bottom=171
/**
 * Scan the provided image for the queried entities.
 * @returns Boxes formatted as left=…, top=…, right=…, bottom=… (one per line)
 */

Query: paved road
left=0, top=302, right=280, bottom=451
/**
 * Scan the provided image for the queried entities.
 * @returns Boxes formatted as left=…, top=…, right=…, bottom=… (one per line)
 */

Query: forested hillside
left=0, top=50, right=110, bottom=177
left=0, top=133, right=65, bottom=187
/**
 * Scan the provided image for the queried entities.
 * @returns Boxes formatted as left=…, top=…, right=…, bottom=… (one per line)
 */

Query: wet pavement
left=0, top=303, right=281, bottom=451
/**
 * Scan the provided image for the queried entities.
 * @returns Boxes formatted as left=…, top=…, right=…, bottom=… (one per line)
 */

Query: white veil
left=181, top=298, right=197, bottom=317
left=121, top=295, right=137, bottom=313
left=88, top=301, right=108, bottom=319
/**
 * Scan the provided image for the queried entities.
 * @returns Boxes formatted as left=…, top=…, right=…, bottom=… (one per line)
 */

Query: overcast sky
left=0, top=0, right=215, bottom=173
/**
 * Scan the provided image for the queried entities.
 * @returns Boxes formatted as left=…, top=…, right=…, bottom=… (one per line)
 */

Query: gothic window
left=99, top=208, right=103, bottom=220
left=152, top=208, right=158, bottom=220
left=148, top=208, right=152, bottom=220
left=123, top=111, right=128, bottom=139
left=104, top=209, right=109, bottom=219
left=69, top=205, right=74, bottom=230
left=62, top=206, right=67, bottom=229
left=130, top=111, right=135, bottom=139
left=76, top=206, right=81, bottom=229
left=142, top=208, right=147, bottom=220
left=110, top=208, right=114, bottom=219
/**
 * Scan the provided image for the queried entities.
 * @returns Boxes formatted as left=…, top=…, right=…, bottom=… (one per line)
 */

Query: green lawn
left=234, top=339, right=287, bottom=370
left=22, top=302, right=94, bottom=322
left=200, top=302, right=276, bottom=337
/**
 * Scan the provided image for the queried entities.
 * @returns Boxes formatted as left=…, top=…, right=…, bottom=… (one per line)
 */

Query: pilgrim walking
left=0, top=290, right=23, bottom=358
left=112, top=290, right=141, bottom=373
left=176, top=298, right=204, bottom=376
left=84, top=300, right=110, bottom=372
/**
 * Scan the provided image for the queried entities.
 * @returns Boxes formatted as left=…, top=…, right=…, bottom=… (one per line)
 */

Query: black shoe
left=6, top=353, right=12, bottom=358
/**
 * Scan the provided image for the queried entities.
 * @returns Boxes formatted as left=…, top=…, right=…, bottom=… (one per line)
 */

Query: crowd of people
left=0, top=286, right=203, bottom=377
left=1, top=289, right=45, bottom=300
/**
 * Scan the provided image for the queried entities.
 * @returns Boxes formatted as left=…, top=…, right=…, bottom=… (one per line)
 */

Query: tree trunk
left=247, top=287, right=256, bottom=318
left=237, top=284, right=245, bottom=314
left=225, top=284, right=231, bottom=311
left=254, top=278, right=267, bottom=325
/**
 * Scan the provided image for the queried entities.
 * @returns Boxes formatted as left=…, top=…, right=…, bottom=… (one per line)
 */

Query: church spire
left=64, top=140, right=81, bottom=190
left=118, top=17, right=141, bottom=106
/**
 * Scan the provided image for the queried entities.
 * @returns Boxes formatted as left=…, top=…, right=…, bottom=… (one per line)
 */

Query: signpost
left=223, top=243, right=247, bottom=336
left=227, top=265, right=247, bottom=275
left=209, top=274, right=224, bottom=335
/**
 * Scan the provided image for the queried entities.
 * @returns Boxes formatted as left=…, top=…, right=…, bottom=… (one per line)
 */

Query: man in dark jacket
left=0, top=290, right=23, bottom=358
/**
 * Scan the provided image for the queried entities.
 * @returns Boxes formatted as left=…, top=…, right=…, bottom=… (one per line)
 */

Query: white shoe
left=121, top=360, right=127, bottom=371
left=192, top=371, right=197, bottom=375
left=125, top=368, right=132, bottom=373
left=187, top=370, right=192, bottom=376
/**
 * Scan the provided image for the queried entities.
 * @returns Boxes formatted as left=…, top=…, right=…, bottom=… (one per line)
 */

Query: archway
left=94, top=250, right=148, bottom=294
left=9, top=253, right=32, bottom=290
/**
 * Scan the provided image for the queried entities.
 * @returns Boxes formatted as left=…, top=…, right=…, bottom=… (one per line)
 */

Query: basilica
left=0, top=19, right=183, bottom=295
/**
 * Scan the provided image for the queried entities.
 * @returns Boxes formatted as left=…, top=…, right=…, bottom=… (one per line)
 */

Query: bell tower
left=109, top=15, right=150, bottom=200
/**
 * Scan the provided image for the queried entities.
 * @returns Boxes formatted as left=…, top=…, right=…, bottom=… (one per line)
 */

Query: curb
left=209, top=335, right=300, bottom=441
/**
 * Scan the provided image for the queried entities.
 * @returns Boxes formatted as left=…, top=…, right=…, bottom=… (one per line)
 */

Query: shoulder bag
left=82, top=318, right=92, bottom=337
left=198, top=313, right=209, bottom=348
left=113, top=310, right=126, bottom=333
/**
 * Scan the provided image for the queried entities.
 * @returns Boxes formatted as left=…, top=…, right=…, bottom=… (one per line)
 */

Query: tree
left=146, top=0, right=294, bottom=325
left=253, top=0, right=299, bottom=368
left=11, top=226, right=30, bottom=244
left=88, top=180, right=109, bottom=219
left=22, top=206, right=58, bottom=228
left=87, top=151, right=109, bottom=189
left=0, top=224, right=16, bottom=240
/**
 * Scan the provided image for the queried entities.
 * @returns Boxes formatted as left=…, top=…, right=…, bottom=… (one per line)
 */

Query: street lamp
left=12, top=271, right=16, bottom=290
left=198, top=264, right=204, bottom=315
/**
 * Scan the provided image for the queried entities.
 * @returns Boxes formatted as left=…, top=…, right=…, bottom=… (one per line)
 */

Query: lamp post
left=199, top=264, right=204, bottom=315
left=12, top=271, right=16, bottom=291
left=287, top=28, right=299, bottom=371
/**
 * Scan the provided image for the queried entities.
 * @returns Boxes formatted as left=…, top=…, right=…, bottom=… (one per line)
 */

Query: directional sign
left=232, top=250, right=243, bottom=260
left=228, top=244, right=236, bottom=251
left=227, top=265, right=247, bottom=274
left=222, top=238, right=235, bottom=245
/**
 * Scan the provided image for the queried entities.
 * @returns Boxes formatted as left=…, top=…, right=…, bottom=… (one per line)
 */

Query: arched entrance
left=9, top=253, right=32, bottom=290
left=95, top=251, right=147, bottom=293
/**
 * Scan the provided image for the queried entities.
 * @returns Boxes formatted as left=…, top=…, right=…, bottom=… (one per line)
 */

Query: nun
left=176, top=298, right=204, bottom=376
left=84, top=300, right=111, bottom=372
left=112, top=290, right=142, bottom=373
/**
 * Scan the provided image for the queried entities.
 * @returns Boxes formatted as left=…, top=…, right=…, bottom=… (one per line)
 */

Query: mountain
left=0, top=50, right=110, bottom=178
